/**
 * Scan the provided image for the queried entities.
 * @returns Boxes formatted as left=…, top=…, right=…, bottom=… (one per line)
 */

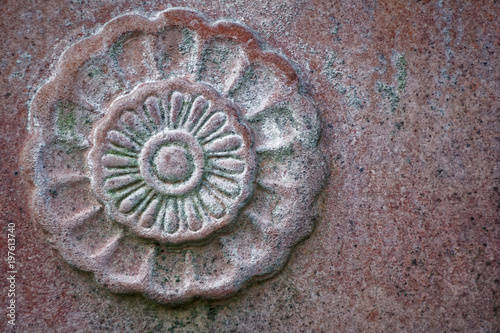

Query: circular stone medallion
left=24, top=8, right=326, bottom=305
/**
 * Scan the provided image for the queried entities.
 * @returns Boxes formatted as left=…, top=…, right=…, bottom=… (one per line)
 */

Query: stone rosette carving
left=89, top=79, right=256, bottom=244
left=23, top=8, right=326, bottom=304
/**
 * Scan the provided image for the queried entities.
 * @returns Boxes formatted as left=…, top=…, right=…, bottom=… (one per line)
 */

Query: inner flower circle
left=88, top=78, right=256, bottom=244
left=139, top=129, right=204, bottom=196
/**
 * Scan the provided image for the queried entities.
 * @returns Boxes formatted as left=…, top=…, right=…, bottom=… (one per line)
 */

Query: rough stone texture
left=1, top=0, right=499, bottom=332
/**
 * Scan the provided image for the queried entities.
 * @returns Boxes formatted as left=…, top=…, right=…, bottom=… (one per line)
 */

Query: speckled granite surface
left=1, top=1, right=499, bottom=331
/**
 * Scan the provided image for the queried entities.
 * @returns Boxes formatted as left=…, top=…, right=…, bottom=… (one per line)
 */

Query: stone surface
left=1, top=0, right=499, bottom=331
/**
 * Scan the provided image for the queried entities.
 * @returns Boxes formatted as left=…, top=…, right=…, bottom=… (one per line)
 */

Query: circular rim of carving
left=23, top=8, right=326, bottom=305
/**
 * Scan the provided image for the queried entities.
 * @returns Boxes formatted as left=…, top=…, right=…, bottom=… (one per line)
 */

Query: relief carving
left=23, top=8, right=326, bottom=304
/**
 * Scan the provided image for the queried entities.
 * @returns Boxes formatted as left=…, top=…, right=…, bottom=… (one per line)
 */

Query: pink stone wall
left=1, top=0, right=499, bottom=331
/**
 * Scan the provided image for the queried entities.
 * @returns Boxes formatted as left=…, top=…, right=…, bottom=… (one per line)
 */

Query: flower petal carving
left=89, top=79, right=255, bottom=244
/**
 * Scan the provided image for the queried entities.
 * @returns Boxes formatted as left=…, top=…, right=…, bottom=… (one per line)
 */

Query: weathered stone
left=1, top=1, right=499, bottom=331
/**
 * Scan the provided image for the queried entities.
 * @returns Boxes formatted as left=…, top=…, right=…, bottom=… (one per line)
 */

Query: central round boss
left=154, top=145, right=190, bottom=182
left=139, top=130, right=204, bottom=196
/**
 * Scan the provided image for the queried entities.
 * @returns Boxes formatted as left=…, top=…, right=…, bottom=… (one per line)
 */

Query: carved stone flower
left=89, top=79, right=255, bottom=244
left=24, top=8, right=326, bottom=304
